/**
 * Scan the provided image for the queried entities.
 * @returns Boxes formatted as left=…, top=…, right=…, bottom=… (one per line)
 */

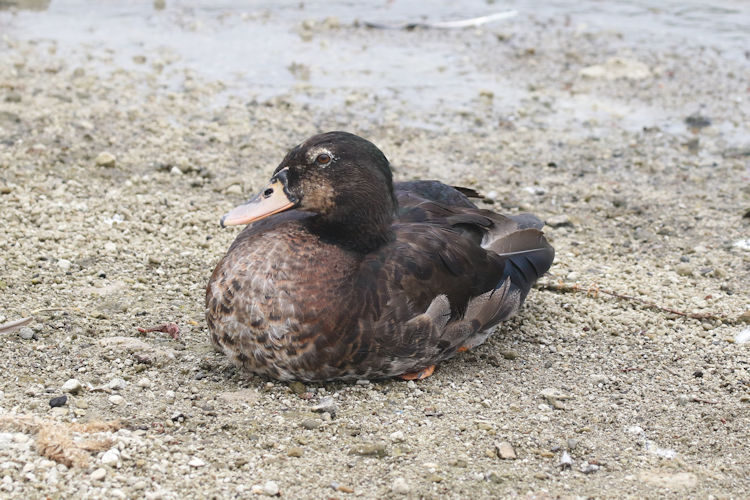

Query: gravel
left=1, top=2, right=749, bottom=499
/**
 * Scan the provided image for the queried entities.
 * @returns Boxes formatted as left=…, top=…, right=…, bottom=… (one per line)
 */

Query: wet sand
left=1, top=1, right=749, bottom=498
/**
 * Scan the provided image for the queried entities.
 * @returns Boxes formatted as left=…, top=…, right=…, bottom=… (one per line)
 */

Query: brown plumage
left=206, top=132, right=554, bottom=381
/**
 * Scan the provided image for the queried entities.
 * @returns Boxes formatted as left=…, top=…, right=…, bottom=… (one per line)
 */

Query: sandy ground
left=1, top=2, right=749, bottom=499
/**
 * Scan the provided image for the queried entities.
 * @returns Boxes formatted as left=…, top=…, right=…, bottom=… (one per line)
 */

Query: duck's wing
left=395, top=180, right=480, bottom=208
left=350, top=191, right=554, bottom=372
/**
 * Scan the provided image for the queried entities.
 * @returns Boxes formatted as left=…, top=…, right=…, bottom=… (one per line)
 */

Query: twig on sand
left=0, top=316, right=33, bottom=335
left=365, top=10, right=517, bottom=30
left=137, top=322, right=180, bottom=340
left=536, top=279, right=739, bottom=324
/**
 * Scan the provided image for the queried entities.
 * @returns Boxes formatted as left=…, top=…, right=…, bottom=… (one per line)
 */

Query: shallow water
left=1, top=0, right=748, bottom=139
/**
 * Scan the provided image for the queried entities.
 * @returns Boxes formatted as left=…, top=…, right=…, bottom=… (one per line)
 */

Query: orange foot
left=457, top=346, right=470, bottom=352
left=399, top=365, right=436, bottom=381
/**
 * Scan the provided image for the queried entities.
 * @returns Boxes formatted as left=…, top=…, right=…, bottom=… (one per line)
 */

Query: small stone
left=677, top=394, right=691, bottom=406
left=263, top=480, right=279, bottom=496
left=288, top=381, right=306, bottom=395
left=153, top=0, right=166, bottom=10
left=49, top=395, right=67, bottom=408
left=735, top=329, right=750, bottom=344
left=57, top=259, right=72, bottom=271
left=301, top=419, right=320, bottom=430
left=103, top=242, right=117, bottom=253
left=286, top=447, right=303, bottom=457
left=170, top=166, right=183, bottom=176
left=567, top=438, right=578, bottom=450
left=560, top=450, right=573, bottom=469
left=581, top=462, right=600, bottom=474
left=188, top=457, right=205, bottom=468
left=90, top=468, right=106, bottom=481
left=685, top=113, right=711, bottom=129
left=109, top=395, right=125, bottom=405
left=487, top=471, right=505, bottom=484
left=61, top=379, right=82, bottom=394
left=546, top=214, right=572, bottom=228
left=495, top=441, right=516, bottom=460
left=675, top=263, right=693, bottom=276
left=391, top=477, right=410, bottom=495
left=137, top=377, right=152, bottom=388
left=350, top=442, right=387, bottom=457
left=390, top=430, right=405, bottom=442
left=95, top=152, right=116, bottom=168
left=19, top=327, right=34, bottom=340
left=311, top=396, right=337, bottom=416
left=108, top=378, right=127, bottom=391
left=101, top=449, right=119, bottom=466
left=499, top=349, right=518, bottom=360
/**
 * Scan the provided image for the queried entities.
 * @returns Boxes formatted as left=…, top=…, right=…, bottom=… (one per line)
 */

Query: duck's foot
left=457, top=345, right=470, bottom=352
left=398, top=365, right=436, bottom=381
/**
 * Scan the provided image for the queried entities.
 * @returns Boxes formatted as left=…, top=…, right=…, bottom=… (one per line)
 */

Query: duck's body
left=206, top=132, right=554, bottom=381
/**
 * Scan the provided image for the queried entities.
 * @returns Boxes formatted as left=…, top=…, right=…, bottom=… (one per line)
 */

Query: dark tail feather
left=490, top=228, right=554, bottom=302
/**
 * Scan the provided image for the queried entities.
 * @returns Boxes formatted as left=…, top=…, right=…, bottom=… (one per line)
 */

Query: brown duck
left=206, top=132, right=554, bottom=381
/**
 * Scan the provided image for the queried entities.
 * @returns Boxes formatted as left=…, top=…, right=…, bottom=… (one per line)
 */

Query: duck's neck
left=306, top=200, right=396, bottom=254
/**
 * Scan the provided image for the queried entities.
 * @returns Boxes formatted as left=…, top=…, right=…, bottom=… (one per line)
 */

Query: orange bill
left=220, top=176, right=296, bottom=227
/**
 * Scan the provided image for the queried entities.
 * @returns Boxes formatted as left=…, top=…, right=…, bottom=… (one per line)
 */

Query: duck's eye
left=315, top=153, right=331, bottom=165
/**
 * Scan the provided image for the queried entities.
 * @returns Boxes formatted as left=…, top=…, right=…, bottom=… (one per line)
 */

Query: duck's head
left=221, top=131, right=397, bottom=251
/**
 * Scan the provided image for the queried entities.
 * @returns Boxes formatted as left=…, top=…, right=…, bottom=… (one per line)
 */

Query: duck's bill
left=220, top=177, right=297, bottom=227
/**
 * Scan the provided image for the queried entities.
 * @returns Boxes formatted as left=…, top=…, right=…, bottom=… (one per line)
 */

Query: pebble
left=108, top=378, right=127, bottom=391
left=18, top=327, right=34, bottom=340
left=57, top=259, right=72, bottom=271
left=188, top=457, right=205, bottom=468
left=104, top=242, right=117, bottom=253
left=735, top=329, right=750, bottom=344
left=675, top=264, right=693, bottom=276
left=61, top=379, right=82, bottom=394
left=495, top=441, right=517, bottom=460
left=286, top=447, right=303, bottom=457
left=391, top=477, right=410, bottom=495
left=546, top=214, right=573, bottom=228
left=581, top=462, right=600, bottom=474
left=109, top=395, right=125, bottom=405
left=311, top=396, right=337, bottom=416
left=301, top=419, right=321, bottom=430
left=48, top=395, right=67, bottom=408
left=560, top=450, right=573, bottom=469
left=350, top=442, right=387, bottom=457
left=95, top=151, right=116, bottom=168
left=390, top=430, right=405, bottom=442
left=137, top=377, right=152, bottom=388
left=101, top=449, right=120, bottom=466
left=263, top=480, right=279, bottom=496
left=288, top=381, right=306, bottom=395
left=90, top=468, right=106, bottom=481
left=500, top=349, right=518, bottom=360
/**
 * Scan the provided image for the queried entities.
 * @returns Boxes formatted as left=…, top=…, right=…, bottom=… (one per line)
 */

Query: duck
left=206, top=131, right=554, bottom=382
